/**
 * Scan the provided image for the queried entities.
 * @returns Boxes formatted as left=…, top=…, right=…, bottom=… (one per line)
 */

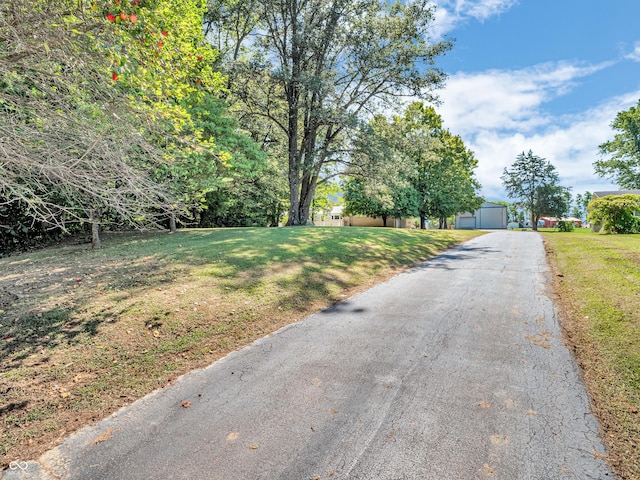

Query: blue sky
left=429, top=0, right=640, bottom=200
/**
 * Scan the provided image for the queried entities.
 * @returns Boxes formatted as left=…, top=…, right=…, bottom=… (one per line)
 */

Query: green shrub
left=588, top=194, right=640, bottom=234
left=556, top=220, right=575, bottom=232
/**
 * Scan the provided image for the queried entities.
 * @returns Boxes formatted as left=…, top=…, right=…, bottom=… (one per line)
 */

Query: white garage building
left=455, top=202, right=508, bottom=230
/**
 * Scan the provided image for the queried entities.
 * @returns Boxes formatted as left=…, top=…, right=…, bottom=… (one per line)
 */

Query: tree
left=348, top=103, right=482, bottom=229
left=0, top=0, right=181, bottom=248
left=571, top=191, right=592, bottom=221
left=501, top=151, right=570, bottom=231
left=0, top=0, right=231, bottom=249
left=186, top=95, right=287, bottom=227
left=588, top=194, right=640, bottom=234
left=595, top=101, right=640, bottom=188
left=206, top=0, right=452, bottom=226
left=397, top=104, right=482, bottom=229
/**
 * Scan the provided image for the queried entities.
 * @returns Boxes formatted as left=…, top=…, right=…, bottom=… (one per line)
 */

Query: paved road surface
left=3, top=231, right=614, bottom=479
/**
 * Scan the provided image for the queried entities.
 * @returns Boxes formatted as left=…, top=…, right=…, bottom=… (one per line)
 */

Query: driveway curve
left=3, top=231, right=614, bottom=479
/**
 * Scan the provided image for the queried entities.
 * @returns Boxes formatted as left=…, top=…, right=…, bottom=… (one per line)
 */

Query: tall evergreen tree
left=501, top=151, right=570, bottom=231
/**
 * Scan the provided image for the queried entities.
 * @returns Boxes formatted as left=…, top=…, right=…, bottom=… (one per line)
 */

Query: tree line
left=3, top=0, right=639, bottom=255
left=1, top=0, right=477, bottom=254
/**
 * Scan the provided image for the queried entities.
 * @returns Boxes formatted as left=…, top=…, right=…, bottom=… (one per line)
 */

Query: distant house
left=312, top=205, right=344, bottom=226
left=455, top=202, right=508, bottom=230
left=539, top=217, right=583, bottom=228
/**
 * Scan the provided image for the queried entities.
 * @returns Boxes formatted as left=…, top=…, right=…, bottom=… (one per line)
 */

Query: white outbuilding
left=455, top=202, right=508, bottom=230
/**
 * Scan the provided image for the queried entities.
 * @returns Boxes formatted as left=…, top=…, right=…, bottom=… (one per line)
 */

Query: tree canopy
left=205, top=0, right=453, bottom=225
left=344, top=102, right=482, bottom=228
left=501, top=151, right=570, bottom=231
left=595, top=100, right=640, bottom=189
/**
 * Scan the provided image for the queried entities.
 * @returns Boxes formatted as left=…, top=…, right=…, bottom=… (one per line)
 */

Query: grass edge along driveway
left=543, top=229, right=640, bottom=480
left=0, top=227, right=481, bottom=467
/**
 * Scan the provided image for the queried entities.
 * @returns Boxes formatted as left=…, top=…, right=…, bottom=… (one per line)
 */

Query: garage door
left=478, top=208, right=505, bottom=229
left=458, top=216, right=476, bottom=229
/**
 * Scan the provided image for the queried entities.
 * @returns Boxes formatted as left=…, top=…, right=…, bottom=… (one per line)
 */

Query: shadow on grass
left=0, top=256, right=189, bottom=373
left=175, top=227, right=481, bottom=315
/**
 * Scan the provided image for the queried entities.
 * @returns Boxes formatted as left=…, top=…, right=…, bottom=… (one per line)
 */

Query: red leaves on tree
left=106, top=13, right=116, bottom=22
left=129, top=14, right=137, bottom=23
left=161, top=31, right=169, bottom=36
left=112, top=72, right=119, bottom=81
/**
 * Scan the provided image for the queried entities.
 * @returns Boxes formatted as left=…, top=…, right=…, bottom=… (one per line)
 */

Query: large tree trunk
left=285, top=2, right=303, bottom=227
left=169, top=212, right=177, bottom=233
left=90, top=209, right=101, bottom=250
left=286, top=170, right=302, bottom=225
left=420, top=213, right=426, bottom=229
left=532, top=214, right=539, bottom=231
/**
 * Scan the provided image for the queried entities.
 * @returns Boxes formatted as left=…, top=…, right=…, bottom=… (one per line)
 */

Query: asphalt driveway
left=3, top=231, right=614, bottom=479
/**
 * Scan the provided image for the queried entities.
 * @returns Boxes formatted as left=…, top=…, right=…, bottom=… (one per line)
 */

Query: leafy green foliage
left=343, top=178, right=415, bottom=226
left=596, top=100, right=640, bottom=189
left=188, top=95, right=286, bottom=227
left=346, top=102, right=482, bottom=228
left=588, top=194, right=640, bottom=234
left=0, top=0, right=227, bottom=242
left=1, top=0, right=281, bottom=246
left=556, top=220, right=575, bottom=232
left=398, top=103, right=483, bottom=226
left=0, top=200, right=67, bottom=256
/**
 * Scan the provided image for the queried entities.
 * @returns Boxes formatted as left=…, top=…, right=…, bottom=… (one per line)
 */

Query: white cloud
left=439, top=61, right=613, bottom=137
left=430, top=0, right=518, bottom=38
left=464, top=0, right=519, bottom=21
left=624, top=42, right=640, bottom=62
left=425, top=1, right=640, bottom=201
left=437, top=62, right=638, bottom=199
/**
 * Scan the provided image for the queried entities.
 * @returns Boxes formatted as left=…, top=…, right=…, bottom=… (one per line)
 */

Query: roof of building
left=593, top=190, right=640, bottom=198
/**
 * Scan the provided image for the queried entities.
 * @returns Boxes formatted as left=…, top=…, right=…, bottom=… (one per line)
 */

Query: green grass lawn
left=543, top=229, right=640, bottom=480
left=0, top=226, right=482, bottom=467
